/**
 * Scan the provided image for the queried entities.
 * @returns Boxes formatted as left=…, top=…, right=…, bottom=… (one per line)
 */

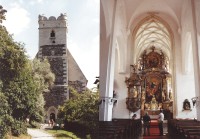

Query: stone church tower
left=37, top=14, right=87, bottom=122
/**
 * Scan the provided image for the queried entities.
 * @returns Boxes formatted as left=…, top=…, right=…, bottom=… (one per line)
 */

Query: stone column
left=99, top=0, right=118, bottom=121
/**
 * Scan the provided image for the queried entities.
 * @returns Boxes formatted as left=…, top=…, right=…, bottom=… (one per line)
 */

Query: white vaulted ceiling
left=122, top=0, right=183, bottom=60
left=134, top=15, right=172, bottom=59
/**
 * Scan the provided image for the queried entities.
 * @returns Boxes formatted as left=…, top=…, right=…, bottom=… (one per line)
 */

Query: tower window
left=50, top=30, right=55, bottom=37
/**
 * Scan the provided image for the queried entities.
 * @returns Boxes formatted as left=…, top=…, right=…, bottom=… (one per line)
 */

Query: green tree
left=0, top=5, right=55, bottom=137
left=0, top=91, right=12, bottom=139
left=29, top=58, right=55, bottom=125
left=0, top=9, right=34, bottom=134
left=31, top=58, right=55, bottom=93
left=58, top=87, right=99, bottom=130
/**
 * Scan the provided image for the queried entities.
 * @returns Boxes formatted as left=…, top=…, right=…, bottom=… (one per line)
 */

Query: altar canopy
left=125, top=46, right=172, bottom=114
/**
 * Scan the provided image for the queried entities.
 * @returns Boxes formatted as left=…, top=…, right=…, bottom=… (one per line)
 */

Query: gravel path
left=27, top=128, right=55, bottom=139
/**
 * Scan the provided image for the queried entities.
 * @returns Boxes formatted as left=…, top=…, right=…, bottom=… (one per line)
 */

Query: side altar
left=125, top=46, right=173, bottom=119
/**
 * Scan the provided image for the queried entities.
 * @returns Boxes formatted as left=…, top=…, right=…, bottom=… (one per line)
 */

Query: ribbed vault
left=134, top=15, right=172, bottom=60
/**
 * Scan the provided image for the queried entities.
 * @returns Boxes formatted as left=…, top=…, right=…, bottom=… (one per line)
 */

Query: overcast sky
left=0, top=0, right=99, bottom=89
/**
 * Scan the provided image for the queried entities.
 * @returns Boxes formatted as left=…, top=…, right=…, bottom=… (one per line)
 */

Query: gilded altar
left=125, top=46, right=173, bottom=113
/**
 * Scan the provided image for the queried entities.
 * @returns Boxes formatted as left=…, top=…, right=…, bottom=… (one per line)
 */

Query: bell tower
left=38, top=14, right=68, bottom=122
left=38, top=14, right=67, bottom=46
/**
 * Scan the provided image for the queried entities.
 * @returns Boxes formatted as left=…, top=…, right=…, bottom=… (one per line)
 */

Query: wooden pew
left=95, top=119, right=142, bottom=139
left=97, top=121, right=124, bottom=139
left=179, top=126, right=200, bottom=138
left=184, top=130, right=200, bottom=139
left=112, top=119, right=131, bottom=138
left=112, top=119, right=140, bottom=138
left=128, top=119, right=141, bottom=138
left=168, top=119, right=200, bottom=139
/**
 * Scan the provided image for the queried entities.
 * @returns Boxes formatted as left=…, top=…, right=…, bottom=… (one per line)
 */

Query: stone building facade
left=37, top=14, right=87, bottom=122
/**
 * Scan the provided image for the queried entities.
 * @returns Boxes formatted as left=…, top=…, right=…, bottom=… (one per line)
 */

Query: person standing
left=158, top=110, right=164, bottom=136
left=143, top=112, right=151, bottom=136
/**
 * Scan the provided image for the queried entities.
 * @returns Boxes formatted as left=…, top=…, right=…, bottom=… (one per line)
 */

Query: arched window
left=50, top=30, right=55, bottom=37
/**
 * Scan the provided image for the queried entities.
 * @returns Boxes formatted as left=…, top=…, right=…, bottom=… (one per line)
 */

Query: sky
left=0, top=0, right=99, bottom=89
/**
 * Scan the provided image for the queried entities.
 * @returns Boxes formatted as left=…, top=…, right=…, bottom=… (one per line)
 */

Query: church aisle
left=138, top=120, right=169, bottom=139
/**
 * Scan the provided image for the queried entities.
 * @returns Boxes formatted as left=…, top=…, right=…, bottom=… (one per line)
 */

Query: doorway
left=50, top=113, right=55, bottom=122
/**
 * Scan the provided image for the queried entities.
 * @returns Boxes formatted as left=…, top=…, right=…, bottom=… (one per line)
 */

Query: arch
left=115, top=40, right=120, bottom=73
left=115, top=37, right=127, bottom=73
left=182, top=32, right=193, bottom=74
left=133, top=14, right=173, bottom=62
left=46, top=106, right=58, bottom=122
left=50, top=113, right=55, bottom=122
left=100, top=0, right=112, bottom=38
left=50, top=30, right=55, bottom=38
left=198, top=33, right=200, bottom=48
left=128, top=0, right=180, bottom=30
left=114, top=0, right=127, bottom=73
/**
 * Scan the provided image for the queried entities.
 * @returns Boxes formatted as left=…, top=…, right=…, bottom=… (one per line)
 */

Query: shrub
left=11, top=120, right=27, bottom=136
left=0, top=92, right=11, bottom=139
left=58, top=87, right=99, bottom=137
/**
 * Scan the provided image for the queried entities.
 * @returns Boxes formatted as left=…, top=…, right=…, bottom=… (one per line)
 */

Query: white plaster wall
left=174, top=0, right=197, bottom=119
left=193, top=0, right=200, bottom=120
left=195, top=0, right=200, bottom=35
left=112, top=73, right=130, bottom=119
left=112, top=48, right=131, bottom=119
left=175, top=74, right=197, bottom=119
left=100, top=0, right=114, bottom=98
left=197, top=33, right=200, bottom=120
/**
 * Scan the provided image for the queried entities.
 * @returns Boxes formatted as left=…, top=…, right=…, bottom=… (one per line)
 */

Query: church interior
left=99, top=0, right=200, bottom=138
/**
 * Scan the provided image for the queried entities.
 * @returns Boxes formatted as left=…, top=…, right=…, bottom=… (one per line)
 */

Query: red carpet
left=143, top=120, right=160, bottom=139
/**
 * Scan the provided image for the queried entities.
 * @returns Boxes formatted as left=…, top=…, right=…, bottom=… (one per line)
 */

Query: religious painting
left=142, top=46, right=164, bottom=69
left=145, top=75, right=162, bottom=103
left=146, top=54, right=160, bottom=68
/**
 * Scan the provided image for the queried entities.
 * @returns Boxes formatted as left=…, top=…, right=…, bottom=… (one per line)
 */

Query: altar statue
left=141, top=90, right=146, bottom=110
left=162, top=90, right=166, bottom=101
left=133, top=87, right=138, bottom=98
left=150, top=95, right=158, bottom=110
left=169, top=90, right=173, bottom=100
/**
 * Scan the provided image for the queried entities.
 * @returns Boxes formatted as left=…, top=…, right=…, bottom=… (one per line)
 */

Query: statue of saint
left=162, top=90, right=166, bottom=101
left=150, top=95, right=158, bottom=110
left=141, top=89, right=146, bottom=110
left=133, top=87, right=138, bottom=98
left=169, top=90, right=172, bottom=100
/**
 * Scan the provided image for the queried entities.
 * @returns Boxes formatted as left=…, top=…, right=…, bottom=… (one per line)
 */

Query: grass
left=6, top=134, right=31, bottom=139
left=45, top=129, right=81, bottom=139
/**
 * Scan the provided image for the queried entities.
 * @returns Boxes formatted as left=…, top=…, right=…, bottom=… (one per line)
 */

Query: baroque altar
left=125, top=46, right=173, bottom=116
